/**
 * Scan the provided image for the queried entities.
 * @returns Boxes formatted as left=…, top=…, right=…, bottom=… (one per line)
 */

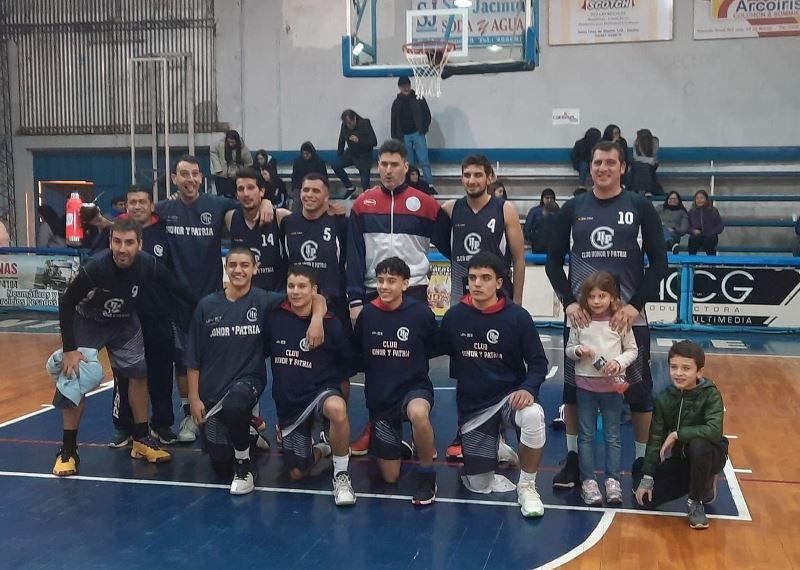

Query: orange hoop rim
left=401, top=40, right=456, bottom=56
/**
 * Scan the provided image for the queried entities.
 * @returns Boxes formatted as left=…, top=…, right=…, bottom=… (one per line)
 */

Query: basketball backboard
left=343, top=1, right=538, bottom=80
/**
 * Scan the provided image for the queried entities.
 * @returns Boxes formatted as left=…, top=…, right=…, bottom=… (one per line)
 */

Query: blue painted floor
left=0, top=326, right=755, bottom=569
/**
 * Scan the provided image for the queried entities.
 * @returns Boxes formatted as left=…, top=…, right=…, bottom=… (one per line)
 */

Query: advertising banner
left=548, top=0, right=674, bottom=45
left=0, top=253, right=79, bottom=312
left=412, top=0, right=531, bottom=47
left=694, top=0, right=800, bottom=39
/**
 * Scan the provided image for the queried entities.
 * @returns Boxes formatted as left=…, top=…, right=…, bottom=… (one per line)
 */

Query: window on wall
left=5, top=0, right=218, bottom=135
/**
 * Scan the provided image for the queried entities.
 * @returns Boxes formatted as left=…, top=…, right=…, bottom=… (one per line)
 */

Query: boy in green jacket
left=634, top=340, right=728, bottom=529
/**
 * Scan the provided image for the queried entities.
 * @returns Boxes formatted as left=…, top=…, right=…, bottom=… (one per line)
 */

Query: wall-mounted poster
left=694, top=0, right=800, bottom=39
left=549, top=0, right=674, bottom=45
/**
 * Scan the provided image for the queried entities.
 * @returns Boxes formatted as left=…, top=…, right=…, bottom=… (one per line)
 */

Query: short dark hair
left=173, top=154, right=200, bottom=173
left=110, top=218, right=142, bottom=241
left=235, top=166, right=264, bottom=188
left=301, top=172, right=330, bottom=189
left=126, top=186, right=153, bottom=202
left=461, top=154, right=492, bottom=176
left=668, top=340, right=706, bottom=369
left=340, top=109, right=358, bottom=121
left=591, top=140, right=626, bottom=163
left=489, top=180, right=507, bottom=199
left=467, top=251, right=508, bottom=281
left=375, top=256, right=410, bottom=280
left=378, top=139, right=408, bottom=160
left=287, top=263, right=318, bottom=286
left=226, top=247, right=256, bottom=264
left=112, top=195, right=126, bottom=205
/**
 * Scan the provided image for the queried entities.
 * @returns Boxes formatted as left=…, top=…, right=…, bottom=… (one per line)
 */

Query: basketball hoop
left=402, top=41, right=455, bottom=99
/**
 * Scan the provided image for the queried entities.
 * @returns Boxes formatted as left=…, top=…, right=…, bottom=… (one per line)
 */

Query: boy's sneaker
left=581, top=479, right=603, bottom=506
left=131, top=436, right=172, bottom=463
left=150, top=426, right=178, bottom=445
left=177, top=415, right=198, bottom=443
left=517, top=481, right=545, bottom=517
left=412, top=471, right=437, bottom=506
left=497, top=438, right=519, bottom=467
left=687, top=499, right=709, bottom=529
left=702, top=479, right=717, bottom=505
left=230, top=458, right=255, bottom=495
left=53, top=448, right=80, bottom=476
left=350, top=422, right=372, bottom=456
left=333, top=471, right=357, bottom=506
left=446, top=434, right=463, bottom=460
left=553, top=451, right=580, bottom=489
left=605, top=478, right=623, bottom=505
left=108, top=428, right=132, bottom=448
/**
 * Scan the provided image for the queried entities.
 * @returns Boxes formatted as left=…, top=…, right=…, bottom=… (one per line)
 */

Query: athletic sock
left=566, top=434, right=578, bottom=453
left=234, top=448, right=251, bottom=461
left=63, top=429, right=78, bottom=453
left=332, top=454, right=349, bottom=475
left=133, top=422, right=149, bottom=440
left=635, top=441, right=647, bottom=459
left=518, top=470, right=537, bottom=487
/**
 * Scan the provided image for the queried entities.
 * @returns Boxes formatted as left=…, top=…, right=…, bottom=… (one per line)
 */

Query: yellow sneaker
left=131, top=436, right=172, bottom=463
left=53, top=449, right=79, bottom=476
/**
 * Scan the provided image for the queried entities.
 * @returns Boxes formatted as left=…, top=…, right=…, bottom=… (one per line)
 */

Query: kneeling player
left=186, top=249, right=327, bottom=495
left=352, top=257, right=439, bottom=505
left=270, top=265, right=356, bottom=506
left=440, top=252, right=548, bottom=517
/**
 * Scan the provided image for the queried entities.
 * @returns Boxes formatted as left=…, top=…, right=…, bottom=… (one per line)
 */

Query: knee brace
left=515, top=403, right=546, bottom=449
left=219, top=382, right=257, bottom=425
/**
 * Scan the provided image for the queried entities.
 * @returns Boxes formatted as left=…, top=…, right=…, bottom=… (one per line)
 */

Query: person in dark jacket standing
left=332, top=109, right=377, bottom=199
left=634, top=341, right=728, bottom=530
left=291, top=142, right=327, bottom=211
left=391, top=77, right=433, bottom=187
left=687, top=190, right=724, bottom=256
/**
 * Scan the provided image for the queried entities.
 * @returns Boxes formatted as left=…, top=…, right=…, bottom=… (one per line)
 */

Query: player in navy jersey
left=439, top=252, right=548, bottom=517
left=53, top=219, right=196, bottom=476
left=186, top=248, right=327, bottom=495
left=230, top=167, right=286, bottom=292
left=269, top=265, right=356, bottom=506
left=440, top=154, right=527, bottom=460
left=546, top=140, right=667, bottom=489
left=351, top=257, right=440, bottom=506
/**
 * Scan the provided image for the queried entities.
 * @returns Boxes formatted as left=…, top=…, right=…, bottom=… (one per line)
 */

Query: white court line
left=723, top=458, right=752, bottom=521
left=25, top=322, right=59, bottom=329
left=0, top=470, right=749, bottom=522
left=536, top=511, right=615, bottom=570
left=724, top=435, right=739, bottom=439
left=733, top=468, right=753, bottom=474
left=0, top=383, right=113, bottom=429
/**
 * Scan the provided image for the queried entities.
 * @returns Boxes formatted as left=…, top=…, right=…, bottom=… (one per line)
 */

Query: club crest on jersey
left=153, top=244, right=164, bottom=257
left=590, top=226, right=615, bottom=250
left=249, top=248, right=261, bottom=264
left=486, top=329, right=500, bottom=344
left=246, top=308, right=258, bottom=323
left=200, top=212, right=212, bottom=225
left=464, top=232, right=482, bottom=255
left=405, top=196, right=421, bottom=212
left=301, top=240, right=318, bottom=261
left=102, top=298, right=124, bottom=317
left=396, top=327, right=410, bottom=341
left=299, top=338, right=310, bottom=352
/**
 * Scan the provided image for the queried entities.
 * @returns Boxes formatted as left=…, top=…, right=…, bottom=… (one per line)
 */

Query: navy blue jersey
left=269, top=305, right=350, bottom=422
left=59, top=250, right=193, bottom=352
left=450, top=197, right=512, bottom=303
left=352, top=297, right=438, bottom=414
left=155, top=193, right=238, bottom=297
left=229, top=208, right=285, bottom=292
left=185, top=287, right=284, bottom=403
left=546, top=190, right=666, bottom=314
left=281, top=212, right=347, bottom=301
left=440, top=297, right=548, bottom=416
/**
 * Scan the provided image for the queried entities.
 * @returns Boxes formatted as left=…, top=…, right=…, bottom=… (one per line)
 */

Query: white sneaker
left=581, top=479, right=603, bottom=506
left=517, top=480, right=545, bottom=517
left=333, top=471, right=356, bottom=506
left=230, top=459, right=255, bottom=495
left=177, top=415, right=198, bottom=443
left=605, top=478, right=623, bottom=504
left=497, top=439, right=519, bottom=467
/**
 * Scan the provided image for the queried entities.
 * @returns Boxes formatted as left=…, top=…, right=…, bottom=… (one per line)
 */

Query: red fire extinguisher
left=65, top=192, right=84, bottom=246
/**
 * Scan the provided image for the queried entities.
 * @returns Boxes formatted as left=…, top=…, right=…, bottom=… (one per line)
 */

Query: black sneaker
left=687, top=499, right=709, bottom=529
left=108, top=427, right=133, bottom=448
left=150, top=426, right=178, bottom=445
left=552, top=451, right=580, bottom=489
left=412, top=471, right=437, bottom=506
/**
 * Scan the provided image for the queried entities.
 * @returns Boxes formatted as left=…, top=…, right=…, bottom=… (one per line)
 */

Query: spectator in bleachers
left=633, top=129, right=659, bottom=168
left=626, top=129, right=663, bottom=196
left=333, top=109, right=377, bottom=199
left=528, top=202, right=559, bottom=255
left=489, top=179, right=508, bottom=200
left=259, top=162, right=288, bottom=209
left=37, top=205, right=67, bottom=248
left=687, top=190, right=724, bottom=256
left=570, top=128, right=601, bottom=186
left=291, top=142, right=327, bottom=209
left=255, top=149, right=277, bottom=171
left=792, top=214, right=800, bottom=257
left=658, top=191, right=689, bottom=254
left=406, top=166, right=433, bottom=195
left=111, top=196, right=127, bottom=217
left=602, top=124, right=629, bottom=162
left=524, top=188, right=557, bottom=242
left=0, top=219, right=9, bottom=247
left=391, top=76, right=433, bottom=187
left=211, top=130, right=252, bottom=197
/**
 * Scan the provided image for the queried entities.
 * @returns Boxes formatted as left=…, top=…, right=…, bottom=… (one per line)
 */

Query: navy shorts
left=280, top=390, right=342, bottom=474
left=562, top=325, right=653, bottom=413
left=461, top=401, right=518, bottom=476
left=73, top=313, right=147, bottom=378
left=368, top=388, right=434, bottom=461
